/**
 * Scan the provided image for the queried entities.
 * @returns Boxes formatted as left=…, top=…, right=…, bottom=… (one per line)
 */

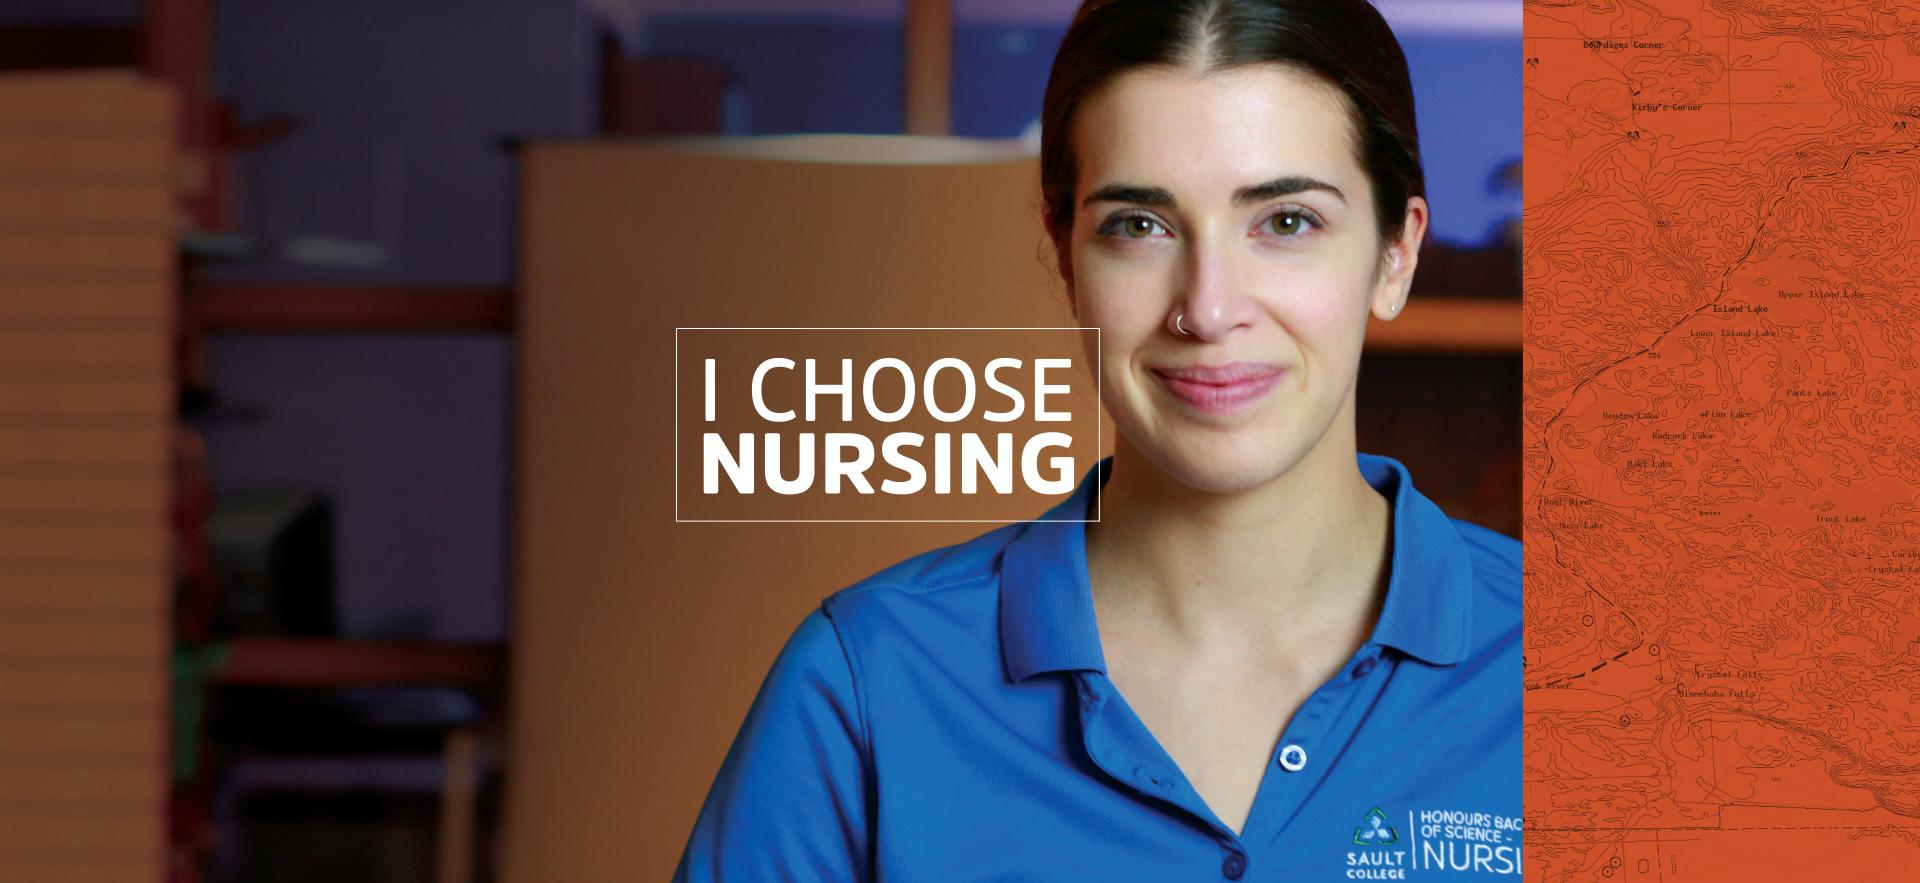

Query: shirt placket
left=1239, top=643, right=1397, bottom=861
left=1074, top=671, right=1257, bottom=879
left=1072, top=642, right=1401, bottom=880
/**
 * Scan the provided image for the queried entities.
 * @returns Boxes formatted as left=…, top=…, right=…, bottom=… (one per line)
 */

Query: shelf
left=204, top=638, right=505, bottom=687
left=185, top=283, right=513, bottom=333
left=1367, top=296, right=1519, bottom=353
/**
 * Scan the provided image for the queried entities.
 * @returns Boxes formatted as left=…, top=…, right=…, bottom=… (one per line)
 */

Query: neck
left=1084, top=419, right=1392, bottom=651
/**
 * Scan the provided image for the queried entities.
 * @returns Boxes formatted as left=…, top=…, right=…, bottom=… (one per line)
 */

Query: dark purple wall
left=199, top=334, right=513, bottom=640
left=194, top=0, right=596, bottom=641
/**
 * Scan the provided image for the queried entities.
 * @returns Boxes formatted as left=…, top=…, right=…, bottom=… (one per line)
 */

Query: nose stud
left=1175, top=313, right=1193, bottom=337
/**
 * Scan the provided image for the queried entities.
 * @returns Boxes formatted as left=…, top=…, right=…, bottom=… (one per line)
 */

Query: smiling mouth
left=1149, top=362, right=1287, bottom=416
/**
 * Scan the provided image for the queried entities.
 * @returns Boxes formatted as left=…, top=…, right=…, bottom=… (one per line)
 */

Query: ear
left=1370, top=196, right=1429, bottom=321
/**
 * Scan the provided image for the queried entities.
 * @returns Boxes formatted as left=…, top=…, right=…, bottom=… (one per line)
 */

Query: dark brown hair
left=1040, top=0, right=1424, bottom=265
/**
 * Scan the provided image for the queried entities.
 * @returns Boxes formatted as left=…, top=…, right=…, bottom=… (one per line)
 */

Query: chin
left=1139, top=426, right=1302, bottom=496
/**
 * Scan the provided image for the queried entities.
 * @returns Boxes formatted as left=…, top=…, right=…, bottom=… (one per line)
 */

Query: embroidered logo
left=1355, top=807, right=1400, bottom=846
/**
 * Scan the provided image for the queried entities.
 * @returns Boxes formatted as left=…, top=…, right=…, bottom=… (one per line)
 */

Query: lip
left=1149, top=361, right=1287, bottom=416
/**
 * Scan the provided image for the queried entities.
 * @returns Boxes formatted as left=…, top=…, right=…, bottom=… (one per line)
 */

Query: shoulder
left=820, top=520, right=1023, bottom=623
left=812, top=521, right=1025, bottom=688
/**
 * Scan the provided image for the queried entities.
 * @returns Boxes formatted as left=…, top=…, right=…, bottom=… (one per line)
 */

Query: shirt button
left=1221, top=853, right=1247, bottom=879
left=1351, top=658, right=1376, bottom=679
left=1277, top=743, right=1308, bottom=772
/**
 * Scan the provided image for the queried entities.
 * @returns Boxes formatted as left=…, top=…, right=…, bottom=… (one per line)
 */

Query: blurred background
left=0, top=1, right=1519, bottom=881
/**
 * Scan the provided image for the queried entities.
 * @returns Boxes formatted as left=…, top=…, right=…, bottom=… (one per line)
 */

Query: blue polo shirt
left=675, top=453, right=1521, bottom=882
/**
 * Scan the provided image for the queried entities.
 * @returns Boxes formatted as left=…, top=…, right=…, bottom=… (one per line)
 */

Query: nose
left=1168, top=238, right=1257, bottom=342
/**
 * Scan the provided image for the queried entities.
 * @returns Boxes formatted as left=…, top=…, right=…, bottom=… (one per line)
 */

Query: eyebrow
left=1082, top=175, right=1347, bottom=209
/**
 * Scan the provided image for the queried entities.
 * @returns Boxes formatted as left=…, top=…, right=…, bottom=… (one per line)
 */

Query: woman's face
left=1065, top=64, right=1426, bottom=494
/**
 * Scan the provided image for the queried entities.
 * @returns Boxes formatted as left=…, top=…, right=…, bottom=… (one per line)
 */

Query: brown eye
left=1096, top=212, right=1171, bottom=242
left=1268, top=210, right=1312, bottom=236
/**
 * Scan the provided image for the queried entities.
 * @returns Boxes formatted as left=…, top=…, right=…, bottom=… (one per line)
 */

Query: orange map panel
left=1523, top=0, right=1920, bottom=880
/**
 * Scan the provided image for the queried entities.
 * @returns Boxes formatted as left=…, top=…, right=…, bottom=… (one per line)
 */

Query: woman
left=675, top=1, right=1521, bottom=879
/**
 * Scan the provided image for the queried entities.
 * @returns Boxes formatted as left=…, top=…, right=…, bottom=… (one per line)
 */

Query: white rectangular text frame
left=674, top=327, right=1102, bottom=523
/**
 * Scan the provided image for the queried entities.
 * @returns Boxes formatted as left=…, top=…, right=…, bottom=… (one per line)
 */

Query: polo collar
left=1356, top=452, right=1475, bottom=666
left=998, top=453, right=1474, bottom=683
